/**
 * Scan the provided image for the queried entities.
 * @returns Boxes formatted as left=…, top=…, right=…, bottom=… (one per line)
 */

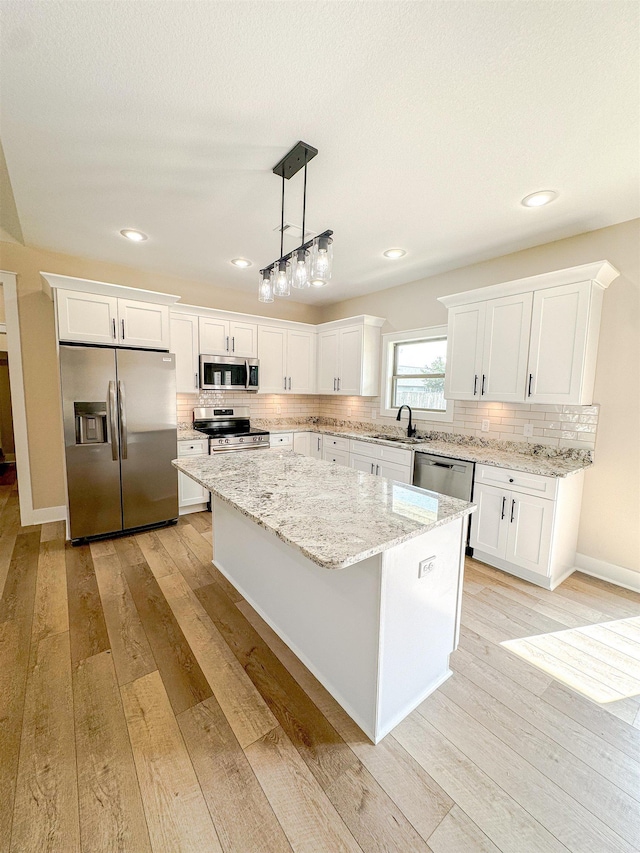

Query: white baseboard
left=22, top=504, right=67, bottom=526
left=574, top=553, right=640, bottom=594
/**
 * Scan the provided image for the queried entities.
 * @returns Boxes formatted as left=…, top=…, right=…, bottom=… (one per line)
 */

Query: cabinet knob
left=509, top=478, right=514, bottom=483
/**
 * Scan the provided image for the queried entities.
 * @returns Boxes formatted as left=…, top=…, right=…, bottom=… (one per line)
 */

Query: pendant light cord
left=301, top=150, right=308, bottom=251
left=280, top=172, right=285, bottom=261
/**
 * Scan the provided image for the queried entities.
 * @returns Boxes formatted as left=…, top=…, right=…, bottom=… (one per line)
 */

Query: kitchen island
left=173, top=449, right=475, bottom=743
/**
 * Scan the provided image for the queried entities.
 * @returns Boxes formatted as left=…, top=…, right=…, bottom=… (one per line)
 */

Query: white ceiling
left=0, top=1, right=638, bottom=304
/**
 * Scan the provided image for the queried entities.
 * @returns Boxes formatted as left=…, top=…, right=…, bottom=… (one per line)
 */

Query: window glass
left=392, top=337, right=446, bottom=411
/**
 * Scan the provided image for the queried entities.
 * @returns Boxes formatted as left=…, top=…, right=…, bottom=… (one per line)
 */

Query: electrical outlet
left=371, top=410, right=377, bottom=420
left=418, top=556, right=436, bottom=578
left=276, top=406, right=281, bottom=414
left=523, top=423, right=534, bottom=437
left=481, top=419, right=490, bottom=432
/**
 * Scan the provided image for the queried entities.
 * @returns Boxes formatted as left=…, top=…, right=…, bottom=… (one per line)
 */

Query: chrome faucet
left=396, top=405, right=417, bottom=437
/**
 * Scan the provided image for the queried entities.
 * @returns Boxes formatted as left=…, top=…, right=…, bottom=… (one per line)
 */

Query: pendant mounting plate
left=273, top=141, right=318, bottom=180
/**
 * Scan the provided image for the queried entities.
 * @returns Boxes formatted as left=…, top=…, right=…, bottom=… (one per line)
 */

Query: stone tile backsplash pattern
left=177, top=392, right=599, bottom=452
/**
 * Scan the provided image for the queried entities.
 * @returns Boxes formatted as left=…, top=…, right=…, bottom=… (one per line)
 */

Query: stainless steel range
left=193, top=407, right=270, bottom=453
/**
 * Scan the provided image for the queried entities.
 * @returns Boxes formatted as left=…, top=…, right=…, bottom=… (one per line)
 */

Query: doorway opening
left=0, top=286, right=17, bottom=486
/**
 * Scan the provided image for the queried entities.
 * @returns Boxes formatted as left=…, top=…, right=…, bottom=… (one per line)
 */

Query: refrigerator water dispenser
left=74, top=402, right=108, bottom=445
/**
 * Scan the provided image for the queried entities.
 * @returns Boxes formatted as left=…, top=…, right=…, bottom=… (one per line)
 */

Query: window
left=380, top=326, right=453, bottom=422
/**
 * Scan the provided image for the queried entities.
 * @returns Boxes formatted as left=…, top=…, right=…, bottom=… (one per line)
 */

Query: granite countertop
left=257, top=422, right=591, bottom=478
left=172, top=450, right=475, bottom=571
left=177, top=428, right=209, bottom=441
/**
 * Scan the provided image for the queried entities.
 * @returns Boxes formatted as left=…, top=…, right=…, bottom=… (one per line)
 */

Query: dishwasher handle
left=419, top=459, right=468, bottom=474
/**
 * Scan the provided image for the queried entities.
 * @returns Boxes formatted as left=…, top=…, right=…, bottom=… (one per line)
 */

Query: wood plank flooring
left=1, top=478, right=639, bottom=852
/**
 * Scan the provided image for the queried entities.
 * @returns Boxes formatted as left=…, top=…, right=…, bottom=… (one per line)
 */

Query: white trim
left=41, top=271, right=180, bottom=305
left=438, top=260, right=620, bottom=309
left=28, top=505, right=67, bottom=525
left=574, top=553, right=640, bottom=594
left=1, top=271, right=38, bottom=525
left=379, top=325, right=453, bottom=423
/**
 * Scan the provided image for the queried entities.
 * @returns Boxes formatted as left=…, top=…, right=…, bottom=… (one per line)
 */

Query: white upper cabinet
left=199, top=316, right=258, bottom=357
left=56, top=289, right=170, bottom=349
left=258, top=326, right=315, bottom=394
left=444, top=303, right=485, bottom=401
left=56, top=289, right=119, bottom=345
left=118, top=298, right=170, bottom=349
left=170, top=313, right=200, bottom=393
left=316, top=316, right=384, bottom=396
left=527, top=281, right=594, bottom=405
left=481, top=293, right=533, bottom=402
left=439, top=261, right=620, bottom=406
left=317, top=329, right=340, bottom=394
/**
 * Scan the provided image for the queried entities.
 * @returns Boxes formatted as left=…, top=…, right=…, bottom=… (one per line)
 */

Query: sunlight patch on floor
left=501, top=616, right=640, bottom=704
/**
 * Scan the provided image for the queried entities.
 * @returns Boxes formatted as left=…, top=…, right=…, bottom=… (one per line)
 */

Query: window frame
left=380, top=326, right=453, bottom=422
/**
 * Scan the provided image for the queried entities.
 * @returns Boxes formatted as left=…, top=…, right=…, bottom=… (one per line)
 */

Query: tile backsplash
left=177, top=393, right=599, bottom=451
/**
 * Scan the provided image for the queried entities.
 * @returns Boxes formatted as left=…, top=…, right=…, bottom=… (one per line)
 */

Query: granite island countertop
left=172, top=449, right=475, bottom=570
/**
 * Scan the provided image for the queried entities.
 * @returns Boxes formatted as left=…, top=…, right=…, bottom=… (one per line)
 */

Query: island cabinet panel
left=210, top=497, right=466, bottom=743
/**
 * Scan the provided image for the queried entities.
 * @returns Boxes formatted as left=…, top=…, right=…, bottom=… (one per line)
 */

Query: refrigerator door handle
left=108, top=381, right=119, bottom=461
left=118, top=380, right=128, bottom=459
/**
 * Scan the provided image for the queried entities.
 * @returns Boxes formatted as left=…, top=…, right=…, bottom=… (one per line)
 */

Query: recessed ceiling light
left=230, top=258, right=252, bottom=268
left=383, top=248, right=406, bottom=259
left=520, top=190, right=558, bottom=208
left=310, top=279, right=327, bottom=287
left=120, top=229, right=148, bottom=242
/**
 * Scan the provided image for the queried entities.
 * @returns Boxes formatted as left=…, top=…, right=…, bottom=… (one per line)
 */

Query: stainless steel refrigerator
left=60, top=345, right=178, bottom=542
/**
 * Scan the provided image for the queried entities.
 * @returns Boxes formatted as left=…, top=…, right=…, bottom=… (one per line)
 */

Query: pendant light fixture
left=259, top=141, right=333, bottom=301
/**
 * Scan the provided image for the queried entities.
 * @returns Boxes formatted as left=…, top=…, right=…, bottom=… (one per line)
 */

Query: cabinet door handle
left=473, top=374, right=478, bottom=395
left=232, top=336, right=235, bottom=352
left=226, top=336, right=229, bottom=352
left=112, top=318, right=117, bottom=340
left=317, top=437, right=321, bottom=451
left=288, top=377, right=291, bottom=390
left=501, top=496, right=506, bottom=519
left=195, top=372, right=198, bottom=389
left=376, top=464, right=380, bottom=475
left=370, top=462, right=375, bottom=474
left=333, top=378, right=337, bottom=391
left=284, top=376, right=287, bottom=390
left=337, top=377, right=340, bottom=391
left=528, top=373, right=533, bottom=397
left=510, top=498, right=515, bottom=523
left=481, top=374, right=486, bottom=396
left=121, top=319, right=125, bottom=340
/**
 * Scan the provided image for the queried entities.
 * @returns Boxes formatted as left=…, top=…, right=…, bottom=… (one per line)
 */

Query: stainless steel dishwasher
left=413, top=451, right=474, bottom=501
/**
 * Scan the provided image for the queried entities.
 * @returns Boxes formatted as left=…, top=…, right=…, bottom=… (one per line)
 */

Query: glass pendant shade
left=258, top=268, right=274, bottom=303
left=310, top=235, right=333, bottom=286
left=273, top=259, right=290, bottom=297
left=291, top=248, right=310, bottom=289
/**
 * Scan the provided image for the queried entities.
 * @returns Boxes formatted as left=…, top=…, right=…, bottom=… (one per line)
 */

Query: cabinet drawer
left=323, top=435, right=350, bottom=452
left=177, top=440, right=208, bottom=457
left=322, top=447, right=350, bottom=467
left=350, top=439, right=412, bottom=467
left=475, top=463, right=558, bottom=500
left=271, top=433, right=293, bottom=447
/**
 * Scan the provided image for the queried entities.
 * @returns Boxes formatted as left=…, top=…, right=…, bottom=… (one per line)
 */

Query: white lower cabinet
left=322, top=447, right=350, bottom=466
left=293, top=432, right=323, bottom=458
left=349, top=440, right=413, bottom=484
left=470, top=463, right=584, bottom=589
left=177, top=441, right=209, bottom=513
left=270, top=432, right=293, bottom=448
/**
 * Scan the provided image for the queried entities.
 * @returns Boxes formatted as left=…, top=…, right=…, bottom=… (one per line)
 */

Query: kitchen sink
left=369, top=434, right=425, bottom=444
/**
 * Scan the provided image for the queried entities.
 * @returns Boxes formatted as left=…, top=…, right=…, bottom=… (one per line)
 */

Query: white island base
left=212, top=496, right=466, bottom=743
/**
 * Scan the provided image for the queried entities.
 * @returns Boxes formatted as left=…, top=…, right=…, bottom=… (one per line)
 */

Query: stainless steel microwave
left=199, top=355, right=259, bottom=391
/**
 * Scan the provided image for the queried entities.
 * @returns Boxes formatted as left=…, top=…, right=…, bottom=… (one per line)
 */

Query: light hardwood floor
left=1, top=479, right=639, bottom=852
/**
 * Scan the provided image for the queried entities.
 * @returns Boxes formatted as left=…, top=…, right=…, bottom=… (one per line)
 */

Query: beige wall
left=0, top=240, right=321, bottom=509
left=320, top=219, right=640, bottom=574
